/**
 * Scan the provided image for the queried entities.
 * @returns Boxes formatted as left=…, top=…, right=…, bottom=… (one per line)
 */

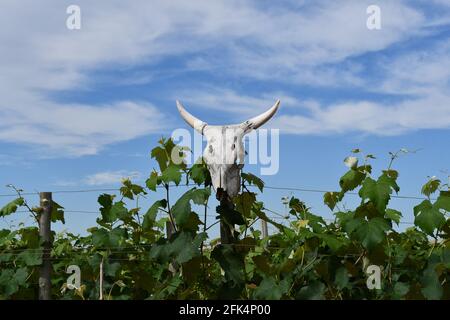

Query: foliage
left=0, top=140, right=449, bottom=300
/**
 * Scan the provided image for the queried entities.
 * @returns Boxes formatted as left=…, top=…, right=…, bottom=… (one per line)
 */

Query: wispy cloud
left=55, top=170, right=142, bottom=187
left=177, top=88, right=300, bottom=118
left=0, top=0, right=447, bottom=157
left=270, top=94, right=450, bottom=135
left=378, top=40, right=450, bottom=95
left=84, top=171, right=141, bottom=186
left=0, top=101, right=166, bottom=157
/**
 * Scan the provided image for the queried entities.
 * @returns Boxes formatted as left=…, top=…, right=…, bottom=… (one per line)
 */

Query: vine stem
left=200, top=196, right=209, bottom=286
left=99, top=257, right=104, bottom=300
left=247, top=217, right=260, bottom=230
left=8, top=185, right=39, bottom=223
left=241, top=182, right=249, bottom=240
left=386, top=237, right=393, bottom=285
left=205, top=220, right=220, bottom=231
left=135, top=195, right=141, bottom=244
left=165, top=183, right=177, bottom=233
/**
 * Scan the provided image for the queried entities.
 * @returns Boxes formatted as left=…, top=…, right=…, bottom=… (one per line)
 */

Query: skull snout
left=208, top=163, right=241, bottom=198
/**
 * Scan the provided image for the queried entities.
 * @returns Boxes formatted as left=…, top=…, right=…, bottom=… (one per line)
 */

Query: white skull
left=176, top=100, right=280, bottom=198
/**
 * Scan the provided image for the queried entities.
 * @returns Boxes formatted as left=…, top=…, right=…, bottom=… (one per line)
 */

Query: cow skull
left=176, top=99, right=280, bottom=198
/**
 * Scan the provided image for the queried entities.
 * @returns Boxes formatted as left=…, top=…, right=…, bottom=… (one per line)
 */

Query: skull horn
left=176, top=100, right=208, bottom=135
left=242, top=100, right=280, bottom=131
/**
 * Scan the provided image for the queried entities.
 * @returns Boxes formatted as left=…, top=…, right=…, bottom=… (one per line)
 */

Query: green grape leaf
left=435, top=191, right=450, bottom=212
left=253, top=277, right=288, bottom=300
left=335, top=267, right=350, bottom=290
left=150, top=231, right=205, bottom=264
left=151, top=146, right=168, bottom=172
left=242, top=172, right=264, bottom=192
left=109, top=227, right=128, bottom=247
left=142, top=199, right=167, bottom=231
left=189, top=162, right=210, bottom=185
left=0, top=229, right=17, bottom=247
left=182, top=256, right=202, bottom=285
left=161, top=165, right=182, bottom=186
left=252, top=255, right=272, bottom=275
left=421, top=179, right=441, bottom=198
left=98, top=193, right=114, bottom=223
left=19, top=227, right=40, bottom=248
left=359, top=173, right=399, bottom=214
left=323, top=192, right=342, bottom=211
left=189, top=188, right=211, bottom=205
left=296, top=281, right=326, bottom=300
left=217, top=205, right=246, bottom=226
left=385, top=209, right=402, bottom=225
left=392, top=282, right=409, bottom=299
left=414, top=200, right=445, bottom=235
left=211, top=244, right=245, bottom=284
left=0, top=198, right=24, bottom=217
left=51, top=201, right=65, bottom=224
left=234, top=192, right=256, bottom=218
left=146, top=171, right=159, bottom=192
left=17, top=250, right=42, bottom=266
left=318, top=234, right=347, bottom=252
left=109, top=201, right=129, bottom=222
left=172, top=188, right=210, bottom=227
left=339, top=168, right=366, bottom=193
left=0, top=268, right=28, bottom=297
left=345, top=217, right=390, bottom=250
left=120, top=178, right=145, bottom=200
left=105, top=262, right=121, bottom=277
left=91, top=228, right=109, bottom=247
left=421, top=265, right=443, bottom=300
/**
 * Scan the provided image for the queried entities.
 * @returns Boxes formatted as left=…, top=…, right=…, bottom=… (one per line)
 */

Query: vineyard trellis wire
left=1, top=181, right=427, bottom=228
left=0, top=183, right=438, bottom=201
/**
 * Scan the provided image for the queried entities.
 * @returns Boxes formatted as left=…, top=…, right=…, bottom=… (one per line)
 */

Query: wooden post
left=261, top=219, right=269, bottom=238
left=39, top=192, right=52, bottom=300
left=166, top=220, right=175, bottom=239
left=217, top=188, right=235, bottom=244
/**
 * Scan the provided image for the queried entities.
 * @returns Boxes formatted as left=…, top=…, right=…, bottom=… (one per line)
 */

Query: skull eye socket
left=231, top=143, right=236, bottom=150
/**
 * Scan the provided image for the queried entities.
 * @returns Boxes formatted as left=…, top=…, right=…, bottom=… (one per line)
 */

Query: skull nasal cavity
left=209, top=145, right=214, bottom=153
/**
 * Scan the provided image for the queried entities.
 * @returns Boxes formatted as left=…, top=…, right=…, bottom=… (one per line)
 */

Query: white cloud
left=84, top=171, right=141, bottom=186
left=0, top=0, right=445, bottom=156
left=0, top=154, right=32, bottom=168
left=182, top=33, right=450, bottom=136
left=180, top=0, right=424, bottom=84
left=177, top=88, right=301, bottom=119
left=0, top=101, right=165, bottom=157
left=0, top=1, right=175, bottom=156
left=1, top=0, right=426, bottom=90
left=270, top=94, right=450, bottom=135
left=378, top=40, right=450, bottom=95
left=184, top=66, right=450, bottom=136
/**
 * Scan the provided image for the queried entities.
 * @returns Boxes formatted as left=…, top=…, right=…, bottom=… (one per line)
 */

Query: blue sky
left=0, top=0, right=449, bottom=237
